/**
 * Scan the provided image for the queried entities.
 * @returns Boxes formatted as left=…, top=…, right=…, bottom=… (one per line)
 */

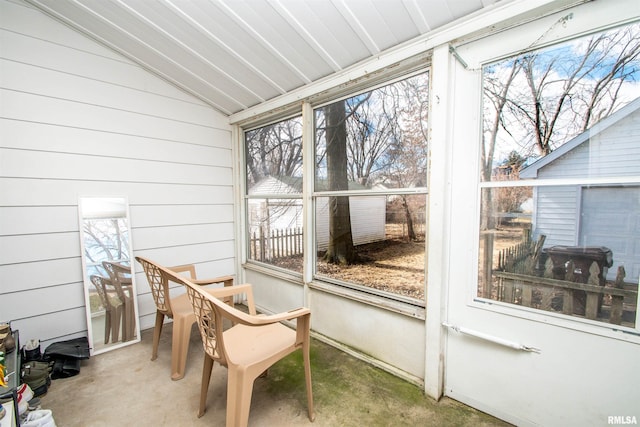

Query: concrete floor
left=39, top=324, right=511, bottom=426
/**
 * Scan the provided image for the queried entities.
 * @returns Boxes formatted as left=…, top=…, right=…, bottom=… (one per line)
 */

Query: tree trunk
left=401, top=195, right=416, bottom=241
left=323, top=101, right=357, bottom=265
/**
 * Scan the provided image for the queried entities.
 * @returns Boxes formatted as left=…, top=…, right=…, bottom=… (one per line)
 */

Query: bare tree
left=245, top=119, right=303, bottom=186
left=382, top=79, right=429, bottom=240
left=345, top=92, right=394, bottom=186
left=482, top=24, right=640, bottom=230
left=323, top=100, right=357, bottom=265
left=487, top=24, right=640, bottom=161
left=83, top=218, right=129, bottom=265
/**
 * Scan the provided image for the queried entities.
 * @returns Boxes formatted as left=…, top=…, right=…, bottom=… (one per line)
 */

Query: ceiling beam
left=217, top=0, right=313, bottom=85
left=162, top=0, right=287, bottom=95
left=270, top=0, right=342, bottom=72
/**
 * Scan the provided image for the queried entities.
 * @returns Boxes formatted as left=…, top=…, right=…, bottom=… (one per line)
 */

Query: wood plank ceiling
left=25, top=0, right=501, bottom=116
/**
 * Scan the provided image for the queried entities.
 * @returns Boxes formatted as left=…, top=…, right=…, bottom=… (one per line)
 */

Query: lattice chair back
left=136, top=256, right=173, bottom=317
left=102, top=261, right=131, bottom=305
left=183, top=280, right=227, bottom=366
left=90, top=274, right=113, bottom=309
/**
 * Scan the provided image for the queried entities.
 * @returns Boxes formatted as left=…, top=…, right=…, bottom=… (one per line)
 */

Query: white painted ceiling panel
left=25, top=0, right=503, bottom=116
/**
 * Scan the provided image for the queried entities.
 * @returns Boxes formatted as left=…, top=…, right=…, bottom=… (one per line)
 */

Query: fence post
left=610, top=266, right=626, bottom=325
left=482, top=233, right=494, bottom=298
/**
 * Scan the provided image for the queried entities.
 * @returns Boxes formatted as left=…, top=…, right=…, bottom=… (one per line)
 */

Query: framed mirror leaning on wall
left=78, top=197, right=140, bottom=355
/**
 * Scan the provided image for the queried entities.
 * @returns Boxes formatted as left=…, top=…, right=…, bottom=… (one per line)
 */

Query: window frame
left=241, top=68, right=431, bottom=309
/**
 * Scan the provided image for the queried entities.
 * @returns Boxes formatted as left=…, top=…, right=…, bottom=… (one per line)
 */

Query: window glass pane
left=246, top=116, right=303, bottom=193
left=245, top=116, right=303, bottom=272
left=312, top=72, right=429, bottom=301
left=481, top=22, right=640, bottom=183
left=315, top=73, right=429, bottom=190
left=478, top=23, right=640, bottom=328
left=315, top=194, right=426, bottom=300
left=247, top=197, right=303, bottom=271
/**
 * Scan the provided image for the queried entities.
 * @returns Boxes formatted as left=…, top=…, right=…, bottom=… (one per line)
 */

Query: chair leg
left=124, top=299, right=135, bottom=341
left=303, top=342, right=315, bottom=422
left=170, top=316, right=192, bottom=380
left=226, top=368, right=255, bottom=427
left=129, top=300, right=136, bottom=338
left=198, top=356, right=214, bottom=418
left=151, top=311, right=164, bottom=361
left=104, top=311, right=111, bottom=344
left=112, top=306, right=122, bottom=343
left=121, top=302, right=129, bottom=342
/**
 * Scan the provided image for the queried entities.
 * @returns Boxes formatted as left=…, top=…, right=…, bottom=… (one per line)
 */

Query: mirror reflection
left=79, top=197, right=140, bottom=355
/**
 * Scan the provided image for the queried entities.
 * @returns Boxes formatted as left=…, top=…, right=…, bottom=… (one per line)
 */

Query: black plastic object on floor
left=43, top=337, right=90, bottom=379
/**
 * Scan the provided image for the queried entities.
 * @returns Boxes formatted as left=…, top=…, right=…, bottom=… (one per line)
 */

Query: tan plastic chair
left=90, top=275, right=123, bottom=344
left=102, top=261, right=135, bottom=341
left=160, top=264, right=315, bottom=427
left=135, top=256, right=234, bottom=380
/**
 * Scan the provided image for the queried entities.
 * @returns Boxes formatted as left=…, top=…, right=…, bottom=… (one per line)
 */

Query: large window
left=478, top=23, right=640, bottom=328
left=314, top=73, right=429, bottom=301
left=243, top=72, right=430, bottom=302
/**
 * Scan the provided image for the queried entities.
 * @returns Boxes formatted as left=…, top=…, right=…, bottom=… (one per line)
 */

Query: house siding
left=530, top=104, right=640, bottom=282
left=0, top=0, right=234, bottom=346
left=536, top=111, right=640, bottom=179
left=315, top=196, right=387, bottom=250
left=533, top=186, right=579, bottom=247
left=248, top=177, right=386, bottom=250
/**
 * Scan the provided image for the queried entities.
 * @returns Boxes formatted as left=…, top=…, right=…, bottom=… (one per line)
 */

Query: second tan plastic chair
left=90, top=274, right=123, bottom=344
left=102, top=261, right=135, bottom=341
left=135, top=256, right=234, bottom=380
left=160, top=264, right=315, bottom=427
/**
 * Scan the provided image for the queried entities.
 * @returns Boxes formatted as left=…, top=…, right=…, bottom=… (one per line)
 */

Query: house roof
left=24, top=0, right=502, bottom=117
left=520, top=96, right=640, bottom=178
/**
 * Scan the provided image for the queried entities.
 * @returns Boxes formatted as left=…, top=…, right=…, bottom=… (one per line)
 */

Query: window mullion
left=302, top=101, right=315, bottom=285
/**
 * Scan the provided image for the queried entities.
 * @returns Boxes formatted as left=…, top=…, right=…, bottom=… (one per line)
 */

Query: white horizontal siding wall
left=532, top=106, right=640, bottom=254
left=537, top=110, right=640, bottom=179
left=532, top=186, right=579, bottom=247
left=0, top=0, right=233, bottom=346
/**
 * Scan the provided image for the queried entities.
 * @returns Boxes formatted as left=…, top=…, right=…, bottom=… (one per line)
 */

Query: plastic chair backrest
left=102, top=261, right=131, bottom=304
left=90, top=274, right=117, bottom=309
left=135, top=256, right=173, bottom=317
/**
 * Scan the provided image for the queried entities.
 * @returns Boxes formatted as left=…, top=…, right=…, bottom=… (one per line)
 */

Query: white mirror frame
left=78, top=196, right=141, bottom=355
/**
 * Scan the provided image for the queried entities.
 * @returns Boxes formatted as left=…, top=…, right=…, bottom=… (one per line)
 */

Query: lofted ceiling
left=25, top=0, right=502, bottom=116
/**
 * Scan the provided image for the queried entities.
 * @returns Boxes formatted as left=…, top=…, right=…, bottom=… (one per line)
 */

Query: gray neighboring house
left=521, top=97, right=640, bottom=283
left=248, top=176, right=386, bottom=251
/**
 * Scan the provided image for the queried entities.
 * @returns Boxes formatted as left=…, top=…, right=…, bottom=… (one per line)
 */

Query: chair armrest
left=241, top=307, right=312, bottom=347
left=207, top=283, right=252, bottom=298
left=192, top=275, right=234, bottom=287
left=247, top=307, right=311, bottom=325
left=168, top=264, right=233, bottom=287
left=208, top=283, right=254, bottom=313
left=220, top=305, right=310, bottom=327
left=205, top=284, right=311, bottom=327
left=169, top=264, right=197, bottom=279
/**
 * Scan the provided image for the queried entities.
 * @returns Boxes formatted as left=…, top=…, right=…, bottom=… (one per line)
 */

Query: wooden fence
left=496, top=230, right=536, bottom=273
left=493, top=267, right=637, bottom=325
left=490, top=235, right=637, bottom=326
left=250, top=227, right=303, bottom=262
